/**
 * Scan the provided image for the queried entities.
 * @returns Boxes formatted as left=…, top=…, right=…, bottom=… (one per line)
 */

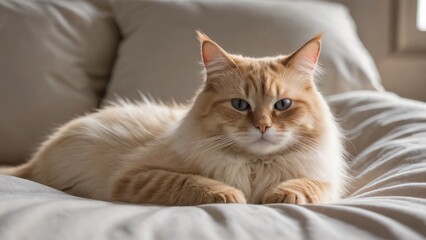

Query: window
left=418, top=0, right=426, bottom=31
left=396, top=0, right=426, bottom=52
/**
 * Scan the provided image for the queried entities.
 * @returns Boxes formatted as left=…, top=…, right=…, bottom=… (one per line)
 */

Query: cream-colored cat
left=1, top=32, right=347, bottom=205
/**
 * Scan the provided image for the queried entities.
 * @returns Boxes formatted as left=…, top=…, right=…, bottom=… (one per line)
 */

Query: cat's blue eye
left=274, top=98, right=292, bottom=111
left=231, top=98, right=250, bottom=111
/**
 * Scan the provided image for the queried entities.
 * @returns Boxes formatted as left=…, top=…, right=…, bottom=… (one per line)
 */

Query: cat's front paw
left=261, top=179, right=327, bottom=204
left=261, top=187, right=308, bottom=204
left=208, top=186, right=247, bottom=204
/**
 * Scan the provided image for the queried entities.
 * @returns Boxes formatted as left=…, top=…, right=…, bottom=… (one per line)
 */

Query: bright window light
left=417, top=0, right=426, bottom=31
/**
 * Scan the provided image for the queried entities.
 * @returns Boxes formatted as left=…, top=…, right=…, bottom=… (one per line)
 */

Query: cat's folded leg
left=260, top=178, right=330, bottom=204
left=110, top=169, right=246, bottom=205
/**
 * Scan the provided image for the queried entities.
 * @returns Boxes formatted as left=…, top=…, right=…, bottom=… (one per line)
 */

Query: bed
left=0, top=0, right=425, bottom=239
left=1, top=91, right=425, bottom=239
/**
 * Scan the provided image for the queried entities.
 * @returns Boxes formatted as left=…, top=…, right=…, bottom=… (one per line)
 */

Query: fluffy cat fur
left=1, top=32, right=347, bottom=205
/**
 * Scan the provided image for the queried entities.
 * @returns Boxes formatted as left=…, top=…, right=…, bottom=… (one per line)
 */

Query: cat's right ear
left=197, top=31, right=235, bottom=77
left=282, top=33, right=322, bottom=76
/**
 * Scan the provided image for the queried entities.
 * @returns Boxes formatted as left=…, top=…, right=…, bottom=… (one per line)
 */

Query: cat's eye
left=274, top=98, right=292, bottom=111
left=231, top=98, right=250, bottom=111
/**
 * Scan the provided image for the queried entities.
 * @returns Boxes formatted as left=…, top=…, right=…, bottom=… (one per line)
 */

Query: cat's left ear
left=196, top=31, right=235, bottom=77
left=283, top=33, right=323, bottom=75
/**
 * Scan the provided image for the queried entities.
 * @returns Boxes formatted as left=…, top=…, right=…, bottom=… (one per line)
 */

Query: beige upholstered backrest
left=105, top=0, right=383, bottom=104
left=0, top=0, right=119, bottom=164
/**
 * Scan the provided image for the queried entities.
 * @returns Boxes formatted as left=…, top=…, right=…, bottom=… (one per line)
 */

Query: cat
left=0, top=32, right=347, bottom=205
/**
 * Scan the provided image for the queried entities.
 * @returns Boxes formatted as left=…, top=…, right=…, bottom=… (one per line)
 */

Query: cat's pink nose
left=255, top=123, right=271, bottom=134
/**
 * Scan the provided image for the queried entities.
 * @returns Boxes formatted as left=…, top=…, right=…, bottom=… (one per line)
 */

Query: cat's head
left=190, top=32, right=330, bottom=156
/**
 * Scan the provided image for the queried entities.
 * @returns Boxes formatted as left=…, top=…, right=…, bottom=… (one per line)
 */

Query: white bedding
left=1, top=91, right=425, bottom=240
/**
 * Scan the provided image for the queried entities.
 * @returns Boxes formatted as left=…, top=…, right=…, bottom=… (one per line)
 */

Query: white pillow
left=105, top=0, right=384, bottom=103
left=0, top=0, right=119, bottom=164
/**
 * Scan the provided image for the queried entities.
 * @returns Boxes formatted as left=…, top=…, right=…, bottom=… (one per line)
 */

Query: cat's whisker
left=290, top=138, right=328, bottom=160
left=185, top=136, right=237, bottom=155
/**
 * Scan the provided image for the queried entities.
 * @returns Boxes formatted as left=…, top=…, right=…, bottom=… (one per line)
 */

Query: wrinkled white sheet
left=1, top=91, right=425, bottom=240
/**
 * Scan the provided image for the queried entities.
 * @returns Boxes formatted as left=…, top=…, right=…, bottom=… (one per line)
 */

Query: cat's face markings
left=226, top=62, right=296, bottom=155
left=196, top=31, right=322, bottom=156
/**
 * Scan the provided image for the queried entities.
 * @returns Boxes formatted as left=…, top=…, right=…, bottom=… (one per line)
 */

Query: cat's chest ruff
left=247, top=157, right=280, bottom=180
left=246, top=157, right=293, bottom=183
left=249, top=157, right=276, bottom=165
left=211, top=155, right=298, bottom=203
